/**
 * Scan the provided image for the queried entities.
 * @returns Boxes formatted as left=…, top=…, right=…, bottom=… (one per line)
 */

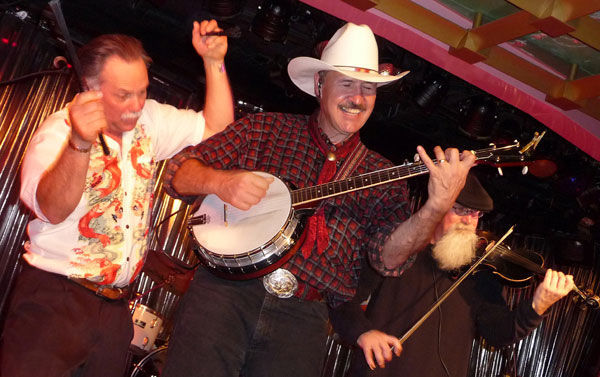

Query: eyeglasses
left=451, top=204, right=485, bottom=218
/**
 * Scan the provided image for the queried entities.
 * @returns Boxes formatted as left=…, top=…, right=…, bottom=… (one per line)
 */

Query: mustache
left=452, top=223, right=475, bottom=232
left=121, top=111, right=142, bottom=120
left=339, top=101, right=366, bottom=112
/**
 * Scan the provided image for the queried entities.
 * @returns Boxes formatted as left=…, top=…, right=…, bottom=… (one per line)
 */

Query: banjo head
left=191, top=172, right=293, bottom=256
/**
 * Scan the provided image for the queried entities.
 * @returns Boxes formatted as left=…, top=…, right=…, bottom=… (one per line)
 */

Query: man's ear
left=313, top=72, right=321, bottom=98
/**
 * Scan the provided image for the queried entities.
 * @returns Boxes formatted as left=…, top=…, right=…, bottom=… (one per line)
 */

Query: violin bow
left=397, top=225, right=515, bottom=344
left=48, top=0, right=110, bottom=155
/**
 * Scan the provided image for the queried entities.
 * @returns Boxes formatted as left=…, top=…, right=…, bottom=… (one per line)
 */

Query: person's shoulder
left=233, top=112, right=310, bottom=130
left=140, top=98, right=173, bottom=116
left=38, top=107, right=69, bottom=132
left=238, top=112, right=308, bottom=122
left=138, top=99, right=165, bottom=123
left=141, top=98, right=159, bottom=110
left=363, top=148, right=394, bottom=168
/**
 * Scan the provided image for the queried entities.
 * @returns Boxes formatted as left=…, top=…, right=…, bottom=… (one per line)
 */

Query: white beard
left=431, top=223, right=478, bottom=271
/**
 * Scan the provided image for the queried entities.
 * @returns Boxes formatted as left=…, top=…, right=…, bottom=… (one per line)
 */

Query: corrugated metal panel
left=0, top=12, right=78, bottom=315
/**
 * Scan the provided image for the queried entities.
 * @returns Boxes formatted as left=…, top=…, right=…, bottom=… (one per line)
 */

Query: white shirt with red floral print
left=20, top=99, right=206, bottom=287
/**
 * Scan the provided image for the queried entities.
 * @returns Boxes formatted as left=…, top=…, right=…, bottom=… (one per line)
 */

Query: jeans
left=162, top=267, right=329, bottom=377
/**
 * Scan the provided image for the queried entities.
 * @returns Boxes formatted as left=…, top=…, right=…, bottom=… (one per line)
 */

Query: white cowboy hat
left=288, top=23, right=409, bottom=96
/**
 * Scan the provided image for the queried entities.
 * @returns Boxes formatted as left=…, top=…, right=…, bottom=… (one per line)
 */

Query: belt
left=69, top=277, right=130, bottom=300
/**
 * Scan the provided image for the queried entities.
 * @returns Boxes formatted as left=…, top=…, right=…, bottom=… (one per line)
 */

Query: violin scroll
left=571, top=286, right=600, bottom=310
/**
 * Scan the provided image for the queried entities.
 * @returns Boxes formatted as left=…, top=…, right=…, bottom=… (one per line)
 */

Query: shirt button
left=125, top=225, right=130, bottom=229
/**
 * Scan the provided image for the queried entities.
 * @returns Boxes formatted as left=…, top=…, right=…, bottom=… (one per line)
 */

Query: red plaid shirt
left=164, top=112, right=412, bottom=306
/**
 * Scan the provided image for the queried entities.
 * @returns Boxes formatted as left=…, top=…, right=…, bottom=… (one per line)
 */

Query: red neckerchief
left=301, top=112, right=360, bottom=258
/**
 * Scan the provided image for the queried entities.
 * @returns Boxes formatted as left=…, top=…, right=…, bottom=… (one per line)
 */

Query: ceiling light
left=252, top=0, right=291, bottom=42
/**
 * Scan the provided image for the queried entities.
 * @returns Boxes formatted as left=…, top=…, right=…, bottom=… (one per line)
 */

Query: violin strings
left=494, top=245, right=545, bottom=274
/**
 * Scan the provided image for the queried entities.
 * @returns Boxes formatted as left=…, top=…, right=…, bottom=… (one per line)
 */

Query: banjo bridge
left=189, top=214, right=210, bottom=226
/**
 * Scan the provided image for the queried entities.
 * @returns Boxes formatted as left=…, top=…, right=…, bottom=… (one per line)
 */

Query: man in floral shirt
left=1, top=20, right=233, bottom=377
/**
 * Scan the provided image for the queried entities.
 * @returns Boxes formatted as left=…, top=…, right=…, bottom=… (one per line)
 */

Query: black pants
left=0, top=263, right=133, bottom=377
left=162, top=267, right=329, bottom=377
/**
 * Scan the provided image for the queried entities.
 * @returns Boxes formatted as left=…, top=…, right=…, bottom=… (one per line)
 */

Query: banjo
left=189, top=135, right=542, bottom=280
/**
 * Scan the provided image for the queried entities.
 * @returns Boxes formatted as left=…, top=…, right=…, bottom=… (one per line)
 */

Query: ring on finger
left=439, top=159, right=446, bottom=163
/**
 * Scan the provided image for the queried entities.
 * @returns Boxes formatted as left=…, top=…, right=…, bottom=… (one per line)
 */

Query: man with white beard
left=329, top=173, right=573, bottom=377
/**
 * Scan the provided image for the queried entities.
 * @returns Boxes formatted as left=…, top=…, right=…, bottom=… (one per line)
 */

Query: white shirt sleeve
left=20, top=109, right=71, bottom=222
left=141, top=99, right=206, bottom=161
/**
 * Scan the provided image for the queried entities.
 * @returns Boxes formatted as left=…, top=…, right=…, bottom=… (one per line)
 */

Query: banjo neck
left=291, top=142, right=520, bottom=207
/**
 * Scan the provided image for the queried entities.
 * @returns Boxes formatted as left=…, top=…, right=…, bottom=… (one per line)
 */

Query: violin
left=476, top=231, right=600, bottom=309
left=396, top=226, right=598, bottom=347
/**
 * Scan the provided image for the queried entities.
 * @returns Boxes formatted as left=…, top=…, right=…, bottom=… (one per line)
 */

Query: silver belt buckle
left=262, top=268, right=298, bottom=298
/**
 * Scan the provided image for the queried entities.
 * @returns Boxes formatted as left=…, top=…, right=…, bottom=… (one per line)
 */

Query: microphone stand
left=48, top=0, right=110, bottom=155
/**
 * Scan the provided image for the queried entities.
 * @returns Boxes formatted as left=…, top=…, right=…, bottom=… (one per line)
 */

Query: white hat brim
left=288, top=56, right=409, bottom=97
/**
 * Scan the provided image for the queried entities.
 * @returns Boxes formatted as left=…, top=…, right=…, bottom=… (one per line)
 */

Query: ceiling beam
left=547, top=73, right=600, bottom=111
left=568, top=16, right=600, bottom=51
left=485, top=46, right=563, bottom=95
left=580, top=98, right=600, bottom=121
left=342, top=0, right=377, bottom=11
left=464, top=11, right=538, bottom=50
left=449, top=11, right=538, bottom=64
left=508, top=0, right=600, bottom=21
left=508, top=0, right=600, bottom=37
left=567, top=74, right=600, bottom=100
left=374, top=0, right=465, bottom=47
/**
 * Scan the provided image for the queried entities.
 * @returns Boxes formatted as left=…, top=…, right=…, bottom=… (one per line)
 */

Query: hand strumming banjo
left=188, top=135, right=542, bottom=280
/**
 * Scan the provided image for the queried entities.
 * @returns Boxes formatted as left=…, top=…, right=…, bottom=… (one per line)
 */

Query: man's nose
left=348, top=90, right=367, bottom=103
left=133, top=94, right=145, bottom=112
left=127, top=94, right=145, bottom=113
left=461, top=215, right=473, bottom=224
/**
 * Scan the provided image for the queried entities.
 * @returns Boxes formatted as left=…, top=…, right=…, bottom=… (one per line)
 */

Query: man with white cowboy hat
left=160, top=22, right=475, bottom=377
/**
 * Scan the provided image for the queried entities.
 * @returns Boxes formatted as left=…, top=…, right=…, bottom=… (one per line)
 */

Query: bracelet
left=68, top=138, right=92, bottom=153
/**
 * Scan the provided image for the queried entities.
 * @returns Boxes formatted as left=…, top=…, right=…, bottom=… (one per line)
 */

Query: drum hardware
left=130, top=345, right=168, bottom=377
left=131, top=303, right=164, bottom=352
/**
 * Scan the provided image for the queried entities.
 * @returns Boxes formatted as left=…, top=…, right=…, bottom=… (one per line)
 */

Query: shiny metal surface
left=263, top=268, right=298, bottom=298
left=0, top=12, right=77, bottom=314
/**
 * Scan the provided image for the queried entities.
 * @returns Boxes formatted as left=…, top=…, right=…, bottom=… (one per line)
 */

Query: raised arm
left=36, top=91, right=106, bottom=223
left=381, top=146, right=475, bottom=269
left=192, top=20, right=234, bottom=139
